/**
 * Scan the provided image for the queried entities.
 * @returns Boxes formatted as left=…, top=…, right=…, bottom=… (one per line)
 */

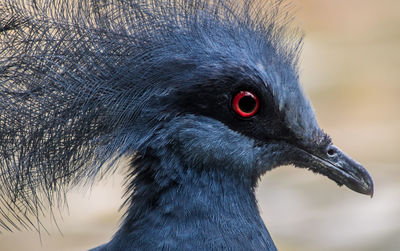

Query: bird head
left=127, top=3, right=373, bottom=196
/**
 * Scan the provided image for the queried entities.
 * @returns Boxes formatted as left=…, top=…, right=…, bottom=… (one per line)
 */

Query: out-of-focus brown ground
left=1, top=0, right=399, bottom=250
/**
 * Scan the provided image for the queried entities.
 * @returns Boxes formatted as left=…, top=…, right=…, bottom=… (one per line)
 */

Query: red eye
left=232, top=91, right=260, bottom=118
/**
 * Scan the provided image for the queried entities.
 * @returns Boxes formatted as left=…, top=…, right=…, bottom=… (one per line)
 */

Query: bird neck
left=100, top=153, right=277, bottom=250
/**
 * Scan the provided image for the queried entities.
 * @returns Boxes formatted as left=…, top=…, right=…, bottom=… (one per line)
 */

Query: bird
left=0, top=0, right=374, bottom=250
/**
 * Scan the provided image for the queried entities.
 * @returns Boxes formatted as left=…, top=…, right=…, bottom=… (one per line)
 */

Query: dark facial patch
left=168, top=74, right=298, bottom=146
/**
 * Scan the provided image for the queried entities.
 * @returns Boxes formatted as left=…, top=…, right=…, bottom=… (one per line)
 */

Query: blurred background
left=1, top=0, right=399, bottom=250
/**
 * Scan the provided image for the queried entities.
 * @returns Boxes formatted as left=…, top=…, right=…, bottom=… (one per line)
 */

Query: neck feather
left=96, top=152, right=276, bottom=251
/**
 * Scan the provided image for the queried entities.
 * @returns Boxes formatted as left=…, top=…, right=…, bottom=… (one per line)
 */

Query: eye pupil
left=232, top=91, right=260, bottom=118
left=238, top=96, right=256, bottom=113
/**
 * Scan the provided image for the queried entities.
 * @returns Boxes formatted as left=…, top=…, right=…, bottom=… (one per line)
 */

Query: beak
left=299, top=144, right=374, bottom=197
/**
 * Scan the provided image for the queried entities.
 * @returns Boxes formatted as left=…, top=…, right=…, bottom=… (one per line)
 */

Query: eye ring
left=232, top=91, right=260, bottom=118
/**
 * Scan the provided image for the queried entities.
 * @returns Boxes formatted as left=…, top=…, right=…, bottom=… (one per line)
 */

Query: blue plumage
left=0, top=0, right=373, bottom=250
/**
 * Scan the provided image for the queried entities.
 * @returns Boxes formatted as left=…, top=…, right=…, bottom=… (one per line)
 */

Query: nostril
left=327, top=147, right=337, bottom=157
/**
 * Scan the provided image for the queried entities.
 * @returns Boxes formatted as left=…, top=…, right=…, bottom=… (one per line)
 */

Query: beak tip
left=366, top=186, right=374, bottom=198
left=368, top=181, right=374, bottom=198
left=360, top=174, right=374, bottom=197
left=365, top=172, right=374, bottom=198
left=343, top=167, right=374, bottom=197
